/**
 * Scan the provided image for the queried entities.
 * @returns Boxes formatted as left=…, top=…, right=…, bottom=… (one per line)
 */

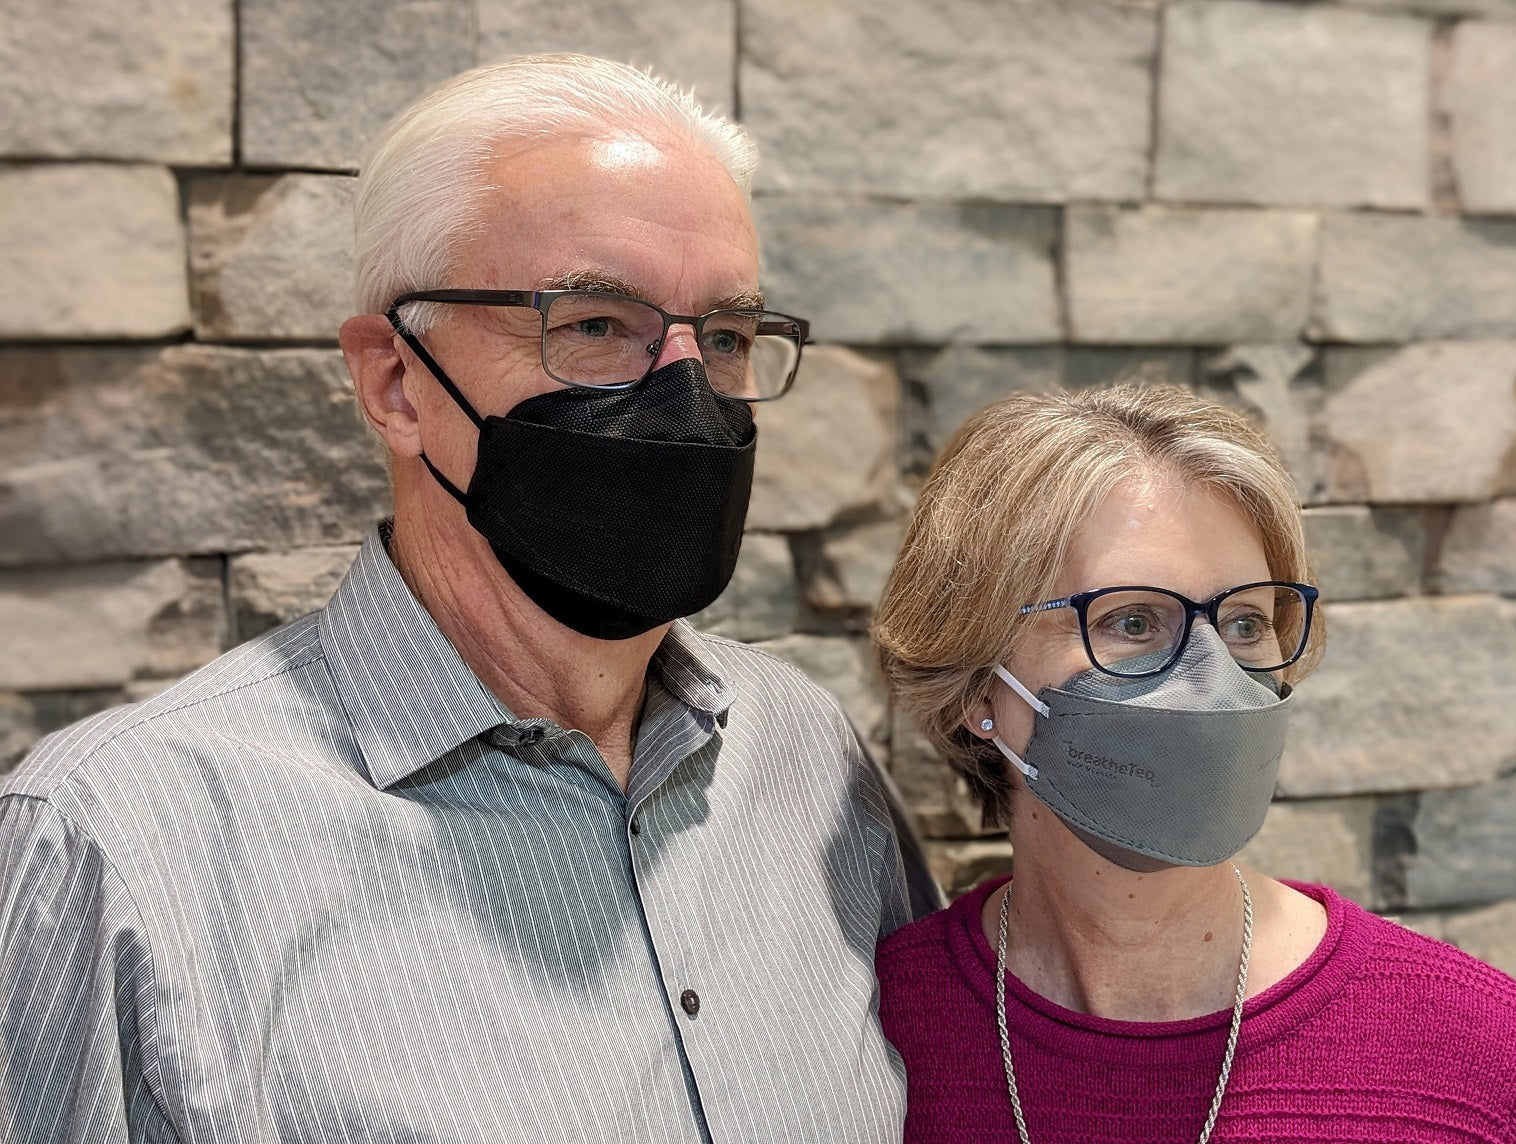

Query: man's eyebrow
left=538, top=271, right=766, bottom=312
left=715, top=288, right=767, bottom=311
left=539, top=270, right=649, bottom=299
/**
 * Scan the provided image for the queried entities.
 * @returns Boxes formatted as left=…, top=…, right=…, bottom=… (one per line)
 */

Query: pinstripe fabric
left=1, top=527, right=910, bottom=1144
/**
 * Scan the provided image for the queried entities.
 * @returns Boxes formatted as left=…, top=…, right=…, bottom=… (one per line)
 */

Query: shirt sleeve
left=841, top=715, right=945, bottom=929
left=0, top=794, right=173, bottom=1144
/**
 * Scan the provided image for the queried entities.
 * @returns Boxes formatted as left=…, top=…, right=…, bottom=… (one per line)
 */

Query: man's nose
left=647, top=321, right=702, bottom=371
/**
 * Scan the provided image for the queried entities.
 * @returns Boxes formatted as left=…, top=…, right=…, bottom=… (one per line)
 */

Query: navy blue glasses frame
left=1018, top=580, right=1320, bottom=679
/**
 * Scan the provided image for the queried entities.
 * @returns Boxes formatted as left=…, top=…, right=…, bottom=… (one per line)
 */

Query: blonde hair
left=873, top=383, right=1324, bottom=827
left=353, top=53, right=757, bottom=331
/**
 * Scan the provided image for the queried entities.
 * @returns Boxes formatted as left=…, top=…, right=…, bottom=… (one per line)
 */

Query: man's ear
left=340, top=314, right=422, bottom=458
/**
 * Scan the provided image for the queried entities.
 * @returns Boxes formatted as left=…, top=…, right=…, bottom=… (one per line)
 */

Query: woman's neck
left=984, top=805, right=1327, bottom=1021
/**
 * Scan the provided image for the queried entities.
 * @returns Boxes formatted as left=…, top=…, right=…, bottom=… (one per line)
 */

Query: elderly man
left=0, top=56, right=929, bottom=1143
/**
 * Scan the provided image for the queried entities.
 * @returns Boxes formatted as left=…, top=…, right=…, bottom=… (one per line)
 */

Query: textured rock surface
left=1399, top=776, right=1516, bottom=908
left=1066, top=207, right=1318, bottom=343
left=1437, top=499, right=1516, bottom=595
left=741, top=0, right=1155, bottom=201
left=1444, top=21, right=1516, bottom=215
left=0, top=165, right=189, bottom=339
left=753, top=198, right=1058, bottom=345
left=1302, top=506, right=1425, bottom=601
left=1346, top=0, right=1516, bottom=13
left=1062, top=348, right=1198, bottom=393
left=1314, top=215, right=1516, bottom=341
left=477, top=0, right=735, bottom=111
left=228, top=545, right=360, bottom=643
left=190, top=175, right=357, bottom=340
left=240, top=0, right=474, bottom=169
left=0, top=693, right=39, bottom=773
left=1320, top=343, right=1516, bottom=504
left=902, top=346, right=1196, bottom=464
left=1156, top=0, right=1430, bottom=208
left=901, top=347, right=1062, bottom=467
left=889, top=709, right=996, bottom=840
left=0, top=346, right=391, bottom=565
left=926, top=838, right=1014, bottom=900
left=747, top=346, right=898, bottom=531
left=0, top=689, right=126, bottom=772
left=1239, top=798, right=1377, bottom=907
left=688, top=533, right=797, bottom=643
left=1200, top=342, right=1320, bottom=501
left=798, top=520, right=906, bottom=613
left=1280, top=596, right=1516, bottom=796
left=0, top=559, right=224, bottom=690
left=0, top=0, right=232, bottom=163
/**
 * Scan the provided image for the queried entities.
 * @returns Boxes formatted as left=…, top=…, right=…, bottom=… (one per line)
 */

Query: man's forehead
left=464, top=132, right=761, bottom=308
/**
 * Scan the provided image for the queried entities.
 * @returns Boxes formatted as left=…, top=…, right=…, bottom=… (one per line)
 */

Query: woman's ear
left=963, top=701, right=997, bottom=741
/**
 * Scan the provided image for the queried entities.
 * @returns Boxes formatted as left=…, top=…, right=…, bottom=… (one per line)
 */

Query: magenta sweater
left=877, top=877, right=1516, bottom=1143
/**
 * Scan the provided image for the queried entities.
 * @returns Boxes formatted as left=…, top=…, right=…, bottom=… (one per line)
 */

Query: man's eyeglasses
left=1019, top=581, right=1319, bottom=679
left=388, top=289, right=810, bottom=401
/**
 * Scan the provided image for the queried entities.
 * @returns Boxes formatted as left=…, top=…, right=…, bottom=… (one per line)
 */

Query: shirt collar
left=320, top=526, right=514, bottom=789
left=650, top=620, right=736, bottom=727
left=321, top=526, right=737, bottom=788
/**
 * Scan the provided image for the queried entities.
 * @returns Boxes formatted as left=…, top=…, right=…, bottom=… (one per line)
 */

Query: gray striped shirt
left=0, top=528, right=910, bottom=1143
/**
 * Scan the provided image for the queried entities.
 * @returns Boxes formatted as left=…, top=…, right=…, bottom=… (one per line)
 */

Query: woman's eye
left=1092, top=608, right=1162, bottom=640
left=1225, top=613, right=1270, bottom=641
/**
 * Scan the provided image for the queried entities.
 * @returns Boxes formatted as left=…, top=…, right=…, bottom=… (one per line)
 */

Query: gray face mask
left=991, top=624, right=1292, bottom=871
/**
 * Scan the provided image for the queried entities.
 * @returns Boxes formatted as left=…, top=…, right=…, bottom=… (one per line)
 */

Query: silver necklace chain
left=995, top=864, right=1254, bottom=1144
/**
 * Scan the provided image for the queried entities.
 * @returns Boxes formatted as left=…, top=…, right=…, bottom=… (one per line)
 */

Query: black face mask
left=402, top=335, right=757, bottom=641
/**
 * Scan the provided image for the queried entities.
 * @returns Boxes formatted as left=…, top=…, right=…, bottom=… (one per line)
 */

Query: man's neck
left=386, top=491, right=666, bottom=788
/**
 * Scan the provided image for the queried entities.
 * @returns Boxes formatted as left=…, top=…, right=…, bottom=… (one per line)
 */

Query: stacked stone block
left=1, top=0, right=1513, bottom=972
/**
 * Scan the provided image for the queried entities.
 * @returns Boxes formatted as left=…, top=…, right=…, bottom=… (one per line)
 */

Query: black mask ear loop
left=386, top=304, right=484, bottom=506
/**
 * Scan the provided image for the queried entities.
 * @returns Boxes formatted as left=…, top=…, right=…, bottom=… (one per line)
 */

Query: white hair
left=353, top=53, right=758, bottom=332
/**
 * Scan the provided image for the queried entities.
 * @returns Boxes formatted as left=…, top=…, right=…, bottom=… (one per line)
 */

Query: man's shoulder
left=4, top=613, right=330, bottom=802
left=693, top=630, right=853, bottom=718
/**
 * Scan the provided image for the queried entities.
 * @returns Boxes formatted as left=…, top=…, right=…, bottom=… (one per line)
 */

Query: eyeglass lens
left=1084, top=584, right=1310, bottom=676
left=542, top=293, right=802, bottom=398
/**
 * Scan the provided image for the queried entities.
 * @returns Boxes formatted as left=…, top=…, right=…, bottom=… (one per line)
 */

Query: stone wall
left=2, top=0, right=1514, bottom=973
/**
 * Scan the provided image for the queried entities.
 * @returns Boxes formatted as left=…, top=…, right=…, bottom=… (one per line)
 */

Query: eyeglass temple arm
left=385, top=306, right=487, bottom=431
left=391, top=289, right=539, bottom=307
left=1017, top=598, right=1071, bottom=616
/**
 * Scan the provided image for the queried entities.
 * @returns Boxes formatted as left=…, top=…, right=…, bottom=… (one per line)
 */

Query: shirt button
left=629, top=817, right=641, bottom=836
left=679, top=989, right=700, bottom=1016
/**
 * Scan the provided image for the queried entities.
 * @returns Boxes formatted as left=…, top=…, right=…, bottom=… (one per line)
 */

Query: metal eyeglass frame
left=387, top=289, right=811, bottom=401
left=1017, top=580, right=1320, bottom=679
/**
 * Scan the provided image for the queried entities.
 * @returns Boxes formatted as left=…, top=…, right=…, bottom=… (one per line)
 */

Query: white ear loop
left=988, top=664, right=1049, bottom=780
left=993, top=664, right=1051, bottom=717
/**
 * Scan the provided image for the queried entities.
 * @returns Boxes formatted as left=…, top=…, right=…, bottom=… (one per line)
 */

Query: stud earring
left=980, top=718, right=995, bottom=732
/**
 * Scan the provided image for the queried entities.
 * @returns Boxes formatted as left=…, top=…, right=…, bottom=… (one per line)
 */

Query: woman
left=873, top=385, right=1516, bottom=1143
